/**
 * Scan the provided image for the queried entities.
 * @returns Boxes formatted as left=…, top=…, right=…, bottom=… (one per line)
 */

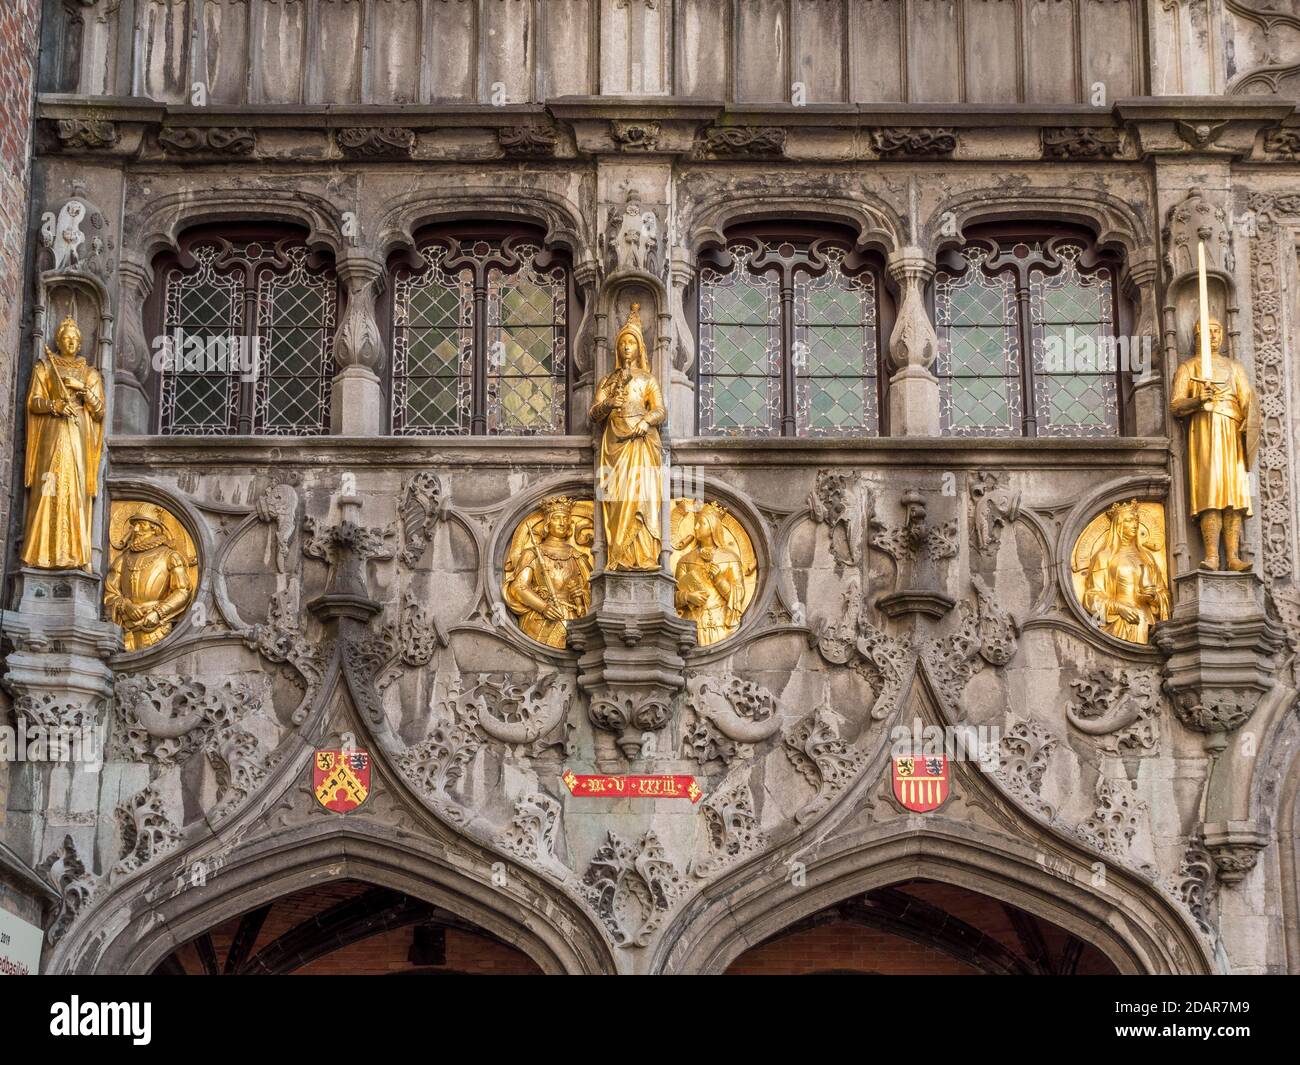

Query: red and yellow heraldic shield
left=313, top=749, right=371, bottom=813
left=892, top=755, right=949, bottom=812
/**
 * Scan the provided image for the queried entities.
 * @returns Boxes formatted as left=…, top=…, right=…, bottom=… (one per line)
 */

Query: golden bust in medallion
left=105, top=501, right=199, bottom=651
left=502, top=496, right=595, bottom=649
left=1072, top=500, right=1170, bottom=645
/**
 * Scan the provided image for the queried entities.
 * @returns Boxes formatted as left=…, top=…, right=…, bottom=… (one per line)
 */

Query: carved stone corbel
left=872, top=489, right=958, bottom=620
left=885, top=247, right=940, bottom=436
left=567, top=573, right=696, bottom=761
left=303, top=496, right=396, bottom=624
left=332, top=253, right=385, bottom=436
left=1200, top=821, right=1270, bottom=886
left=1154, top=572, right=1283, bottom=737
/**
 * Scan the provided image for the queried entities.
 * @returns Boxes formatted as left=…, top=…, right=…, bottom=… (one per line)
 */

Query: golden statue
left=670, top=500, right=758, bottom=646
left=502, top=497, right=595, bottom=648
left=1072, top=500, right=1170, bottom=645
left=105, top=501, right=198, bottom=651
left=21, top=313, right=105, bottom=570
left=1170, top=318, right=1259, bottom=570
left=590, top=304, right=665, bottom=570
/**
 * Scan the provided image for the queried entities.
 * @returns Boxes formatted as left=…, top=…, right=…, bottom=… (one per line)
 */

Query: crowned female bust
left=589, top=304, right=666, bottom=571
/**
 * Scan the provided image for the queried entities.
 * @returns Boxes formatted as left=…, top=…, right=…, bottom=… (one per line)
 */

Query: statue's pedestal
left=3, top=569, right=120, bottom=700
left=1154, top=571, right=1283, bottom=735
left=567, top=570, right=696, bottom=760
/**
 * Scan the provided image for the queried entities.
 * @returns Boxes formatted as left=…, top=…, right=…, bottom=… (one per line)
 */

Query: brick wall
left=0, top=0, right=38, bottom=555
left=724, top=922, right=982, bottom=976
left=0, top=0, right=39, bottom=835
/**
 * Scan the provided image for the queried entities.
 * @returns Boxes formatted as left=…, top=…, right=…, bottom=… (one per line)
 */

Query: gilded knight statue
left=502, top=496, right=595, bottom=648
left=590, top=304, right=665, bottom=570
left=104, top=503, right=195, bottom=651
left=673, top=502, right=747, bottom=646
left=1077, top=500, right=1170, bottom=645
left=20, top=313, right=105, bottom=571
left=1169, top=318, right=1259, bottom=571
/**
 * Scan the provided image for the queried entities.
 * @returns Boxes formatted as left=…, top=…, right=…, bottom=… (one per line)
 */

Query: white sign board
left=0, top=907, right=42, bottom=975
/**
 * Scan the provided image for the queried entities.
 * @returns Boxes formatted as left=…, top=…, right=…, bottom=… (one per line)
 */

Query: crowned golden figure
left=1170, top=317, right=1258, bottom=571
left=1075, top=500, right=1170, bottom=645
left=590, top=304, right=665, bottom=570
left=672, top=502, right=748, bottom=646
left=21, top=313, right=105, bottom=570
left=105, top=502, right=196, bottom=651
left=502, top=496, right=595, bottom=648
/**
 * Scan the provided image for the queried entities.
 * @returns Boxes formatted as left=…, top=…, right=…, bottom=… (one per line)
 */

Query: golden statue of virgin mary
left=21, top=313, right=105, bottom=570
left=590, top=304, right=666, bottom=570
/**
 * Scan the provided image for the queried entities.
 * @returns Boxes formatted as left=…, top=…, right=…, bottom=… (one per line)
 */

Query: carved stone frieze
left=695, top=125, right=786, bottom=158
left=870, top=127, right=957, bottom=159
left=498, top=124, right=559, bottom=158
left=683, top=673, right=782, bottom=745
left=335, top=126, right=416, bottom=159
left=398, top=472, right=450, bottom=567
left=1066, top=667, right=1161, bottom=754
left=808, top=469, right=874, bottom=567
left=783, top=706, right=867, bottom=823
left=112, top=786, right=182, bottom=880
left=969, top=471, right=1021, bottom=556
left=992, top=718, right=1058, bottom=818
left=244, top=589, right=329, bottom=725
left=56, top=118, right=118, bottom=150
left=582, top=830, right=683, bottom=947
left=690, top=770, right=765, bottom=878
left=37, top=835, right=97, bottom=945
left=610, top=120, right=660, bottom=151
left=1076, top=776, right=1154, bottom=875
left=1041, top=126, right=1124, bottom=159
left=497, top=791, right=565, bottom=872
left=158, top=126, right=256, bottom=155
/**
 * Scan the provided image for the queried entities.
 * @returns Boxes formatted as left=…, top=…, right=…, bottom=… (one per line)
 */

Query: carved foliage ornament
left=582, top=830, right=683, bottom=948
left=159, top=126, right=256, bottom=155
left=335, top=127, right=416, bottom=159
left=870, top=127, right=957, bottom=159
left=1042, top=127, right=1124, bottom=159
left=695, top=125, right=787, bottom=158
left=498, top=124, right=559, bottom=157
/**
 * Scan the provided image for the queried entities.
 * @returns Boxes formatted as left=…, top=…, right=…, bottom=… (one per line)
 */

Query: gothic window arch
left=696, top=226, right=889, bottom=437
left=388, top=227, right=569, bottom=436
left=154, top=228, right=339, bottom=436
left=934, top=226, right=1129, bottom=438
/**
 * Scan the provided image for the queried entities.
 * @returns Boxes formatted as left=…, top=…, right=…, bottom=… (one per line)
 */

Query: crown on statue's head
left=540, top=496, right=577, bottom=519
left=1107, top=498, right=1142, bottom=521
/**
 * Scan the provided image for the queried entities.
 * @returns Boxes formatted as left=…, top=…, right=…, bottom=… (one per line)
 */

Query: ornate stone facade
left=1, top=3, right=1299, bottom=979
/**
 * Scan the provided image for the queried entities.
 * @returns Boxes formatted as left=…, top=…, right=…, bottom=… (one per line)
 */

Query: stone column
left=1124, top=253, right=1166, bottom=437
left=885, top=246, right=941, bottom=437
left=331, top=253, right=385, bottom=436
left=667, top=252, right=695, bottom=441
left=114, top=254, right=153, bottom=434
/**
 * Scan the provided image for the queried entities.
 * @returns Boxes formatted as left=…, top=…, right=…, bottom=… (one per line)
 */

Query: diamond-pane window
left=393, top=239, right=567, bottom=436
left=936, top=237, right=1124, bottom=438
left=699, top=240, right=881, bottom=437
left=161, top=240, right=336, bottom=436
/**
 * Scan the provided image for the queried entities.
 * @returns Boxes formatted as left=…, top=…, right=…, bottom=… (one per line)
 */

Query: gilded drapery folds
left=105, top=501, right=198, bottom=652
left=21, top=314, right=105, bottom=571
left=670, top=500, right=757, bottom=646
left=590, top=305, right=665, bottom=571
left=1169, top=319, right=1259, bottom=571
left=503, top=497, right=595, bottom=649
left=1072, top=500, right=1170, bottom=645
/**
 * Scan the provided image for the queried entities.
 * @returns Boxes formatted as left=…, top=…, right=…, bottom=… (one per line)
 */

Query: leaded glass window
left=1029, top=245, right=1118, bottom=437
left=698, top=244, right=781, bottom=435
left=935, top=248, right=1022, bottom=437
left=392, top=239, right=567, bottom=436
left=935, top=236, right=1123, bottom=438
left=160, top=238, right=337, bottom=436
left=698, top=239, right=882, bottom=436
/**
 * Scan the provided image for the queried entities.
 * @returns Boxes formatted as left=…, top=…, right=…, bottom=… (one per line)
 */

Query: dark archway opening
left=152, top=879, right=542, bottom=975
left=725, top=879, right=1121, bottom=975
